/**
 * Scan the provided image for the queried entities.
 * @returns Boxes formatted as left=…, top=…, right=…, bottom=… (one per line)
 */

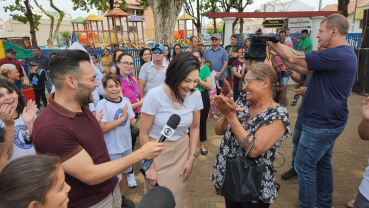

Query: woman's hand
left=145, top=165, right=158, bottom=186
left=0, top=104, right=15, bottom=126
left=213, top=95, right=243, bottom=119
left=22, top=100, right=37, bottom=126
left=180, top=157, right=195, bottom=182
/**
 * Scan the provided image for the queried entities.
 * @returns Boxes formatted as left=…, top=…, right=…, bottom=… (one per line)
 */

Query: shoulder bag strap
left=235, top=134, right=252, bottom=155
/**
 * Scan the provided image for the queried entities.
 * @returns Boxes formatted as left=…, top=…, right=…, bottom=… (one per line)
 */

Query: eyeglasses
left=152, top=50, right=164, bottom=54
left=291, top=95, right=300, bottom=106
left=11, top=53, right=15, bottom=55
left=198, top=44, right=203, bottom=46
left=239, top=52, right=244, bottom=54
left=211, top=38, right=219, bottom=41
left=119, top=61, right=135, bottom=67
left=244, top=78, right=262, bottom=86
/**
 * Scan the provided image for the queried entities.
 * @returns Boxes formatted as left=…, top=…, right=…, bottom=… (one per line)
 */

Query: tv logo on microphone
left=160, top=125, right=175, bottom=139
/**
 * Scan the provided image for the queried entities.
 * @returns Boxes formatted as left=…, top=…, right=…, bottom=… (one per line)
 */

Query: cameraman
left=280, top=43, right=325, bottom=181
left=265, top=13, right=356, bottom=208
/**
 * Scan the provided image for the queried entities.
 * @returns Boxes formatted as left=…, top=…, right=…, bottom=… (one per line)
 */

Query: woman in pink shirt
left=115, top=52, right=144, bottom=188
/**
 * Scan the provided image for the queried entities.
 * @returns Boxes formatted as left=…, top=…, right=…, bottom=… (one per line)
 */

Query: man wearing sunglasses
left=203, top=33, right=228, bottom=95
left=0, top=48, right=25, bottom=92
left=138, top=43, right=168, bottom=97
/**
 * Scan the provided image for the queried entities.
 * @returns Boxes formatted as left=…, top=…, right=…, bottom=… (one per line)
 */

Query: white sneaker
left=127, top=172, right=137, bottom=188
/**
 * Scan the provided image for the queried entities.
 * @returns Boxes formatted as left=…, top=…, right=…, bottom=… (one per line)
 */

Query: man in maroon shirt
left=31, top=49, right=164, bottom=208
left=0, top=48, right=24, bottom=91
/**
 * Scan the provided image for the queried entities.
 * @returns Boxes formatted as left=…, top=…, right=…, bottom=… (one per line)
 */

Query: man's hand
left=285, top=69, right=293, bottom=76
left=361, top=97, right=369, bottom=121
left=294, top=87, right=307, bottom=96
left=215, top=72, right=220, bottom=80
left=139, top=139, right=165, bottom=160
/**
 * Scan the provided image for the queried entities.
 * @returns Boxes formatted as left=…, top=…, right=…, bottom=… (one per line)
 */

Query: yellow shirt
left=101, top=55, right=112, bottom=70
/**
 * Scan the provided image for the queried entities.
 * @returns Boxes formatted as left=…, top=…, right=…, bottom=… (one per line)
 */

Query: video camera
left=244, top=29, right=282, bottom=62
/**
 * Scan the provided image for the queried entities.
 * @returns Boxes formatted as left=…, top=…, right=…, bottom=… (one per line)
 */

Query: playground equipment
left=82, top=14, right=110, bottom=48
left=104, top=8, right=131, bottom=48
left=127, top=15, right=149, bottom=49
left=71, top=16, right=86, bottom=44
left=175, top=13, right=195, bottom=46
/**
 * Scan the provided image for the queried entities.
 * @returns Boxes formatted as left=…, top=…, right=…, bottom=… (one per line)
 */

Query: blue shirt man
left=267, top=14, right=356, bottom=208
left=204, top=33, right=228, bottom=95
left=29, top=47, right=52, bottom=94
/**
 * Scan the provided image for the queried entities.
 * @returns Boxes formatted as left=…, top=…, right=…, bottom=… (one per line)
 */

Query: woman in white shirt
left=162, top=45, right=172, bottom=65
left=140, top=52, right=203, bottom=208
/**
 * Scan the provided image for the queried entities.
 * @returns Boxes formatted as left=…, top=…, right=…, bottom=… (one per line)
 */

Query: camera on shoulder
left=244, top=29, right=281, bottom=62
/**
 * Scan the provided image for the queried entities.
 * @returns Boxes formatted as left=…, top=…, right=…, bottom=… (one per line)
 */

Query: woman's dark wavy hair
left=115, top=52, right=134, bottom=77
left=173, top=44, right=181, bottom=57
left=248, top=63, right=288, bottom=106
left=165, top=52, right=200, bottom=105
left=163, top=45, right=171, bottom=60
left=139, top=48, right=151, bottom=67
left=0, top=79, right=26, bottom=115
left=112, top=49, right=124, bottom=64
left=0, top=155, right=60, bottom=208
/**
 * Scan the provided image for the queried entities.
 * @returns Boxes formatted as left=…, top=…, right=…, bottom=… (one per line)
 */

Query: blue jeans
left=44, top=77, right=53, bottom=95
left=295, top=122, right=346, bottom=208
left=224, top=66, right=234, bottom=79
left=233, top=85, right=239, bottom=101
left=217, top=79, right=224, bottom=95
left=291, top=115, right=303, bottom=167
left=277, top=71, right=289, bottom=86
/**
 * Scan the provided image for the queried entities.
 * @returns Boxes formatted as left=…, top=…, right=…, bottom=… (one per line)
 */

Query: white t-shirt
left=141, top=85, right=203, bottom=141
left=210, top=70, right=217, bottom=89
left=96, top=97, right=135, bottom=154
left=285, top=37, right=292, bottom=43
left=0, top=114, right=36, bottom=162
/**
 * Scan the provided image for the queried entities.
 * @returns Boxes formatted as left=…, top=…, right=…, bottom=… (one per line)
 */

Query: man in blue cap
left=138, top=43, right=167, bottom=97
left=0, top=48, right=25, bottom=92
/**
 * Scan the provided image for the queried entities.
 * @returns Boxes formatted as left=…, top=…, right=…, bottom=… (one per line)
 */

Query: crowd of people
left=0, top=13, right=368, bottom=208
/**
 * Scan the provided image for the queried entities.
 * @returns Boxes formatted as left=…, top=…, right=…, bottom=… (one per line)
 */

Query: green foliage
left=59, top=30, right=72, bottom=42
left=3, top=0, right=42, bottom=28
left=71, top=0, right=128, bottom=13
left=202, top=0, right=220, bottom=14
left=206, top=25, right=223, bottom=34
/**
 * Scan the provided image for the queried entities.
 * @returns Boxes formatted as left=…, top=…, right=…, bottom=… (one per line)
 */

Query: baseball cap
left=29, top=60, right=39, bottom=66
left=6, top=48, right=16, bottom=53
left=151, top=43, right=164, bottom=52
left=211, top=33, right=221, bottom=40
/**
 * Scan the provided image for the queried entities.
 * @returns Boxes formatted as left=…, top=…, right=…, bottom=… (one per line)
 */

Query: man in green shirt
left=292, top=29, right=313, bottom=52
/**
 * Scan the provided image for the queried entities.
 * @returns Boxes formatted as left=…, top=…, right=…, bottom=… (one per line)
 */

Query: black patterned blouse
left=211, top=93, right=292, bottom=203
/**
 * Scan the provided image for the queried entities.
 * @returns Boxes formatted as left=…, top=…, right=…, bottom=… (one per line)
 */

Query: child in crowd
left=29, top=60, right=47, bottom=111
left=204, top=60, right=220, bottom=120
left=0, top=79, right=37, bottom=164
left=0, top=155, right=71, bottom=207
left=96, top=73, right=136, bottom=208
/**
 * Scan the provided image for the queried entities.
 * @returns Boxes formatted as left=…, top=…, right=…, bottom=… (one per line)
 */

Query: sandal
left=201, top=147, right=208, bottom=156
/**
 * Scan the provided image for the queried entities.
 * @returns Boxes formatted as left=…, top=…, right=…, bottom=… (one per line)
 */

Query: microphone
left=140, top=114, right=181, bottom=173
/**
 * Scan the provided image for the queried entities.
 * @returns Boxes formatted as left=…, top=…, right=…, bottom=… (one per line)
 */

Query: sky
left=0, top=0, right=340, bottom=28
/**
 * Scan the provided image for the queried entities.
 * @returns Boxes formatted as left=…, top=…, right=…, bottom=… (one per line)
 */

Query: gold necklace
left=167, top=85, right=185, bottom=110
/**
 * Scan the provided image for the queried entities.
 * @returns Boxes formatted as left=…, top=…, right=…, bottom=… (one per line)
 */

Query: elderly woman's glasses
left=244, top=78, right=262, bottom=86
left=291, top=95, right=299, bottom=106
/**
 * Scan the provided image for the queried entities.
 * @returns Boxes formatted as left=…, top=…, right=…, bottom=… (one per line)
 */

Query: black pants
left=128, top=129, right=138, bottom=174
left=34, top=87, right=47, bottom=109
left=200, top=90, right=210, bottom=142
left=225, top=198, right=270, bottom=208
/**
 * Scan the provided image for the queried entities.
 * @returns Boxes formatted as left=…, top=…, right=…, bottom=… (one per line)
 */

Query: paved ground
left=124, top=85, right=369, bottom=208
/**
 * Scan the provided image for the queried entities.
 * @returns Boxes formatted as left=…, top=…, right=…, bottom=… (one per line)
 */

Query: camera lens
left=254, top=46, right=263, bottom=55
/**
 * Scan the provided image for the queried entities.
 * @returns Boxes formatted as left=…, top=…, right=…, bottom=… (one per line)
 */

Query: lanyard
left=119, top=74, right=140, bottom=102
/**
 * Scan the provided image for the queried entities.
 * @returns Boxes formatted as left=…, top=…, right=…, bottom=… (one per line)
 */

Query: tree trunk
left=109, top=0, right=114, bottom=10
left=24, top=0, right=38, bottom=47
left=149, top=0, right=185, bottom=47
left=213, top=18, right=217, bottom=33
left=232, top=18, right=239, bottom=33
left=239, top=18, right=244, bottom=42
left=338, top=0, right=350, bottom=17
left=196, top=0, right=201, bottom=36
